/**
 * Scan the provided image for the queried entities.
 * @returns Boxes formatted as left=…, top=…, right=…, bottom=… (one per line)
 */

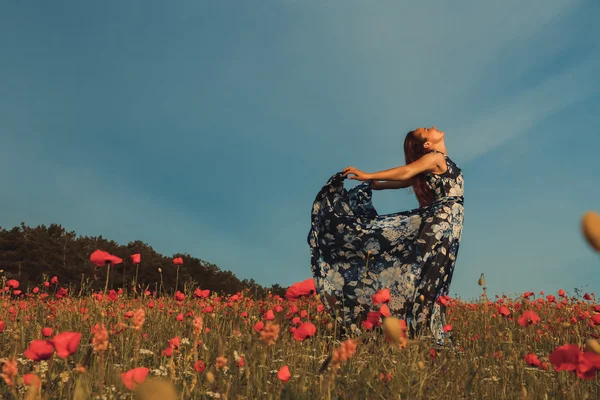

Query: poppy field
left=2, top=248, right=600, bottom=400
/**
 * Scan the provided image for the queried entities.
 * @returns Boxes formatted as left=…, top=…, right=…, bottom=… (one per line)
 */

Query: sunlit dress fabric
left=308, top=150, right=464, bottom=345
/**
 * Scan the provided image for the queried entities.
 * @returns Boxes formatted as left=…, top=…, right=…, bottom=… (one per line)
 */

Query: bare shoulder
left=425, top=152, right=448, bottom=174
left=419, top=151, right=445, bottom=168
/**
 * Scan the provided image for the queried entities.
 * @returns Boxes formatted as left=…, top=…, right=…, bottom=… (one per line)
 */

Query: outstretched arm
left=371, top=179, right=414, bottom=190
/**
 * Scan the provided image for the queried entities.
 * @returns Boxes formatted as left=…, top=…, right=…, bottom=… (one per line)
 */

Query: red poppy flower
left=24, top=339, right=55, bottom=361
left=292, top=322, right=316, bottom=341
left=90, top=250, right=123, bottom=267
left=372, top=288, right=391, bottom=305
left=168, top=336, right=180, bottom=349
left=120, top=367, right=148, bottom=391
left=577, top=351, right=600, bottom=380
left=498, top=306, right=510, bottom=317
left=130, top=254, right=141, bottom=264
left=173, top=257, right=184, bottom=265
left=253, top=321, right=265, bottom=332
left=52, top=332, right=82, bottom=358
left=193, top=360, right=206, bottom=373
left=277, top=365, right=291, bottom=382
left=517, top=311, right=541, bottom=326
left=23, top=374, right=41, bottom=387
left=6, top=279, right=19, bottom=289
left=524, top=353, right=541, bottom=367
left=194, top=288, right=210, bottom=298
left=285, top=279, right=316, bottom=301
left=174, top=291, right=185, bottom=302
left=436, top=295, right=450, bottom=306
left=379, top=304, right=391, bottom=317
left=264, top=310, right=275, bottom=321
left=549, top=344, right=581, bottom=372
left=41, top=327, right=53, bottom=337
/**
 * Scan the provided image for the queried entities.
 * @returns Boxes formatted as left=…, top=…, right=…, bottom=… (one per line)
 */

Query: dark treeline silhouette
left=0, top=223, right=287, bottom=298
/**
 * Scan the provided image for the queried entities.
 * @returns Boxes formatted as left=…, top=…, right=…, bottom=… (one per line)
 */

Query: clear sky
left=1, top=1, right=599, bottom=301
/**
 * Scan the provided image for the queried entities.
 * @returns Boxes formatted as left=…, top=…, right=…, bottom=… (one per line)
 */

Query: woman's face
left=418, top=126, right=444, bottom=145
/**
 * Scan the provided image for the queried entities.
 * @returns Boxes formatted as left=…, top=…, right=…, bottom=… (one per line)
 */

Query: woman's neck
left=430, top=144, right=448, bottom=155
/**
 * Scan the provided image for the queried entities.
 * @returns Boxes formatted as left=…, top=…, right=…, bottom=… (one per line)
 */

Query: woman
left=307, top=126, right=464, bottom=346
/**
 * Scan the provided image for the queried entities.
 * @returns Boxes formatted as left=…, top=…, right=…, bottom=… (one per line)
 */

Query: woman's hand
left=342, top=166, right=371, bottom=182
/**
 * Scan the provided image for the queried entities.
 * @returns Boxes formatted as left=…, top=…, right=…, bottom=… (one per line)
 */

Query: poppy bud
left=587, top=338, right=600, bottom=355
left=582, top=211, right=600, bottom=252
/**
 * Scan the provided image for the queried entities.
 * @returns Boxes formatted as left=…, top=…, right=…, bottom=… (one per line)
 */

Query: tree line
left=0, top=223, right=287, bottom=298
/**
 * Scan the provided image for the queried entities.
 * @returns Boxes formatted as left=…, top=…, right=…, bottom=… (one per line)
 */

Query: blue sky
left=1, top=1, right=599, bottom=301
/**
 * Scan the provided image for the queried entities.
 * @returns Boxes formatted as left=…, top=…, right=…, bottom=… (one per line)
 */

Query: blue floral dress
left=308, top=150, right=464, bottom=345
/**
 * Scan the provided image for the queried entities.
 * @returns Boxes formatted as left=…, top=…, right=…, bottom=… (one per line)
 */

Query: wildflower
left=524, top=353, right=541, bottom=367
left=173, top=257, right=184, bottom=265
left=130, top=254, right=141, bottom=264
left=331, top=339, right=358, bottom=370
left=436, top=295, right=450, bottom=306
left=517, top=311, right=540, bottom=327
left=91, top=324, right=109, bottom=353
left=23, top=373, right=41, bottom=387
left=174, top=291, right=185, bottom=302
left=361, top=311, right=382, bottom=330
left=253, top=321, right=265, bottom=332
left=292, top=322, right=316, bottom=341
left=216, top=356, right=228, bottom=370
left=193, top=360, right=206, bottom=373
left=6, top=279, right=19, bottom=289
left=498, top=306, right=510, bottom=317
left=52, top=332, right=82, bottom=358
left=264, top=310, right=275, bottom=320
left=132, top=309, right=145, bottom=330
left=277, top=365, right=291, bottom=382
left=379, top=372, right=392, bottom=382
left=379, top=304, right=391, bottom=317
left=193, top=316, right=204, bottom=336
left=549, top=344, right=581, bottom=372
left=1, top=358, right=17, bottom=387
left=24, top=339, right=55, bottom=361
left=259, top=322, right=280, bottom=345
left=285, top=279, right=316, bottom=301
left=372, top=288, right=390, bottom=305
left=120, top=367, right=148, bottom=391
left=89, top=250, right=123, bottom=266
left=194, top=288, right=211, bottom=298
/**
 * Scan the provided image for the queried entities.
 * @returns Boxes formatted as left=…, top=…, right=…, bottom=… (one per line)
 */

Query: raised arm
left=366, top=152, right=442, bottom=181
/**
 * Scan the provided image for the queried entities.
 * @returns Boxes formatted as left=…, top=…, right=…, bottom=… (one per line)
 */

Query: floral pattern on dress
left=308, top=150, right=464, bottom=345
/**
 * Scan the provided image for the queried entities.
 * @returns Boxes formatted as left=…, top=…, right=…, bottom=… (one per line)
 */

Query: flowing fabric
left=308, top=150, right=464, bottom=345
